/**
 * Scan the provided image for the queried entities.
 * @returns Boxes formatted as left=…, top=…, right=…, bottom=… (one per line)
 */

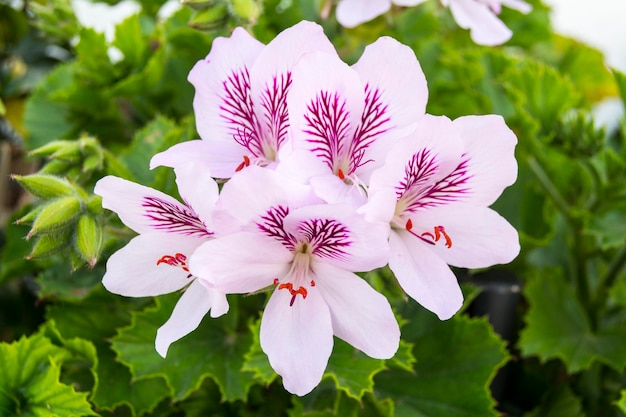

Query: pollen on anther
left=273, top=278, right=279, bottom=285
left=310, top=280, right=316, bottom=287
left=337, top=169, right=346, bottom=180
left=405, top=218, right=413, bottom=231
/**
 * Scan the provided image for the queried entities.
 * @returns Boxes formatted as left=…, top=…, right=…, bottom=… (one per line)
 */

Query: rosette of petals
left=190, top=166, right=398, bottom=396
left=361, top=114, right=520, bottom=320
left=280, top=36, right=427, bottom=205
left=336, top=0, right=427, bottom=28
left=441, top=0, right=532, bottom=45
left=94, top=164, right=228, bottom=357
left=150, top=21, right=337, bottom=178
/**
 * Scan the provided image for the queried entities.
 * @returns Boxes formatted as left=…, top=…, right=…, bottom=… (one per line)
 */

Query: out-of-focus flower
left=190, top=166, right=399, bottom=396
left=360, top=114, right=519, bottom=319
left=278, top=36, right=427, bottom=205
left=151, top=21, right=337, bottom=178
left=335, top=0, right=531, bottom=46
left=94, top=164, right=228, bottom=357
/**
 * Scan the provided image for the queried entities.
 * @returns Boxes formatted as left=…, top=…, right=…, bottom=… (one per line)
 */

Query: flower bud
left=29, top=140, right=72, bottom=157
left=75, top=215, right=103, bottom=268
left=189, top=3, right=229, bottom=30
left=26, top=229, right=72, bottom=259
left=28, top=196, right=82, bottom=238
left=230, top=0, right=261, bottom=23
left=86, top=194, right=103, bottom=216
left=12, top=173, right=77, bottom=199
left=181, top=0, right=222, bottom=10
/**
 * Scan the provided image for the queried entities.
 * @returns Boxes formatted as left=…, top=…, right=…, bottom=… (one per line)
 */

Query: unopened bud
left=75, top=215, right=103, bottom=268
left=189, top=3, right=229, bottom=30
left=12, top=174, right=77, bottom=200
left=230, top=0, right=261, bottom=23
left=26, top=229, right=72, bottom=259
left=28, top=196, right=82, bottom=237
left=181, top=0, right=222, bottom=10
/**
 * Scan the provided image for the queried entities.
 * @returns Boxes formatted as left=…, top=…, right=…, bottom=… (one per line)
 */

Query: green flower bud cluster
left=183, top=0, right=261, bottom=30
left=29, top=136, right=105, bottom=181
left=11, top=173, right=103, bottom=268
left=554, top=110, right=606, bottom=158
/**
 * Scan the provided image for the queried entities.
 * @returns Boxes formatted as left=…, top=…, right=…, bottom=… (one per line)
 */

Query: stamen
left=277, top=282, right=308, bottom=307
left=235, top=155, right=251, bottom=172
left=337, top=169, right=346, bottom=180
left=405, top=219, right=453, bottom=248
left=310, top=280, right=316, bottom=287
left=156, top=253, right=192, bottom=277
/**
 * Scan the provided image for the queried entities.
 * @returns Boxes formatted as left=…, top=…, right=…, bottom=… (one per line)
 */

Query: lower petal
left=314, top=263, right=399, bottom=359
left=260, top=287, right=333, bottom=396
left=389, top=230, right=463, bottom=320
left=155, top=279, right=227, bottom=357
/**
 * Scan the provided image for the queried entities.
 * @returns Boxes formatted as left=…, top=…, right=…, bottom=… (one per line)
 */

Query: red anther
left=405, top=218, right=413, bottom=231
left=278, top=282, right=308, bottom=306
left=310, top=280, right=316, bottom=287
left=337, top=169, right=346, bottom=180
left=235, top=155, right=251, bottom=172
left=435, top=226, right=453, bottom=248
left=156, top=252, right=192, bottom=276
left=273, top=278, right=279, bottom=285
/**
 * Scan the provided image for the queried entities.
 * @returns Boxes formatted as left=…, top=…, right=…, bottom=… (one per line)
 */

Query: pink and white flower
left=190, top=166, right=399, bottom=396
left=279, top=36, right=428, bottom=205
left=94, top=164, right=228, bottom=357
left=360, top=114, right=520, bottom=319
left=151, top=21, right=337, bottom=178
left=335, top=0, right=531, bottom=46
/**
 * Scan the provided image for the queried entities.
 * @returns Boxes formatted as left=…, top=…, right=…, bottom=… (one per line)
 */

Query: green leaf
left=613, top=69, right=626, bottom=108
left=387, top=339, right=416, bottom=373
left=242, top=317, right=278, bottom=385
left=0, top=208, right=34, bottom=284
left=0, top=332, right=96, bottom=417
left=519, top=269, right=626, bottom=373
left=111, top=293, right=256, bottom=402
left=617, top=390, right=626, bottom=414
left=524, top=386, right=585, bottom=417
left=375, top=307, right=508, bottom=417
left=113, top=14, right=149, bottom=69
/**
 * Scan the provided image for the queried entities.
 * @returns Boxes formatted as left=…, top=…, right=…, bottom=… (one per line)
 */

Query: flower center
left=273, top=244, right=317, bottom=307
left=156, top=252, right=193, bottom=278
left=404, top=218, right=453, bottom=248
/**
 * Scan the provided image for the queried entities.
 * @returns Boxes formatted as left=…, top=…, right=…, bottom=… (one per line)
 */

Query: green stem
left=593, top=243, right=626, bottom=313
left=526, top=156, right=572, bottom=220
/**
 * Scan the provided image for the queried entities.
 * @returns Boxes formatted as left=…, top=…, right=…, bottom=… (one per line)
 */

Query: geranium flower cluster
left=336, top=0, right=532, bottom=46
left=95, top=21, right=520, bottom=396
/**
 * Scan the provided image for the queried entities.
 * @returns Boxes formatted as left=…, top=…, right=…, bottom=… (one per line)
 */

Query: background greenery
left=1, top=0, right=626, bottom=416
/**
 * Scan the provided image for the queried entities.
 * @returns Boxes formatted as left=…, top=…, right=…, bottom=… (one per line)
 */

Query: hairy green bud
left=28, top=196, right=82, bottom=237
left=75, top=215, right=103, bottom=268
left=12, top=174, right=77, bottom=200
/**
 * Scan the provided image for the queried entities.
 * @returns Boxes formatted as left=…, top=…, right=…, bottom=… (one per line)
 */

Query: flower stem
left=526, top=156, right=572, bottom=220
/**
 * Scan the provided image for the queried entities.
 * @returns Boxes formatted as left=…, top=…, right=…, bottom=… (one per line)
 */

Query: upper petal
left=155, top=279, right=227, bottom=357
left=389, top=230, right=463, bottom=320
left=335, top=0, right=391, bottom=28
left=447, top=0, right=512, bottom=46
left=260, top=286, right=333, bottom=396
left=188, top=27, right=265, bottom=147
left=103, top=233, right=202, bottom=297
left=314, top=262, right=399, bottom=358
left=174, top=163, right=219, bottom=231
left=94, top=176, right=211, bottom=237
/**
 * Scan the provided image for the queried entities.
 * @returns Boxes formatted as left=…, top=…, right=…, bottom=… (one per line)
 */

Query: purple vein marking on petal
left=142, top=196, right=213, bottom=237
left=349, top=84, right=390, bottom=174
left=298, top=218, right=351, bottom=260
left=257, top=205, right=296, bottom=250
left=259, top=72, right=292, bottom=159
left=303, top=91, right=352, bottom=171
left=396, top=148, right=439, bottom=200
left=220, top=67, right=262, bottom=156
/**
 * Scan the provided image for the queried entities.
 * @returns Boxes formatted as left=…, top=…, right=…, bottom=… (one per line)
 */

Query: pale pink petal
left=275, top=149, right=330, bottom=185
left=188, top=27, right=264, bottom=143
left=448, top=0, right=512, bottom=46
left=260, top=286, right=333, bottom=396
left=284, top=204, right=390, bottom=272
left=351, top=37, right=428, bottom=180
left=393, top=0, right=428, bottom=6
left=408, top=203, right=519, bottom=268
left=94, top=176, right=212, bottom=237
left=190, top=232, right=291, bottom=293
left=150, top=140, right=246, bottom=179
left=389, top=230, right=463, bottom=320
left=313, top=262, right=399, bottom=358
left=309, top=173, right=367, bottom=206
left=155, top=279, right=228, bottom=357
left=336, top=0, right=391, bottom=28
left=287, top=51, right=365, bottom=176
left=249, top=21, right=338, bottom=161
left=174, top=163, right=219, bottom=229
left=103, top=234, right=203, bottom=297
left=499, top=0, right=531, bottom=14
left=215, top=166, right=319, bottom=226
left=452, top=114, right=517, bottom=206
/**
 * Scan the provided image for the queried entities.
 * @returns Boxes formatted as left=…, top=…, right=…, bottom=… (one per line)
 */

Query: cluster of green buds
left=183, top=0, right=262, bottom=31
left=554, top=110, right=607, bottom=158
left=11, top=173, right=103, bottom=269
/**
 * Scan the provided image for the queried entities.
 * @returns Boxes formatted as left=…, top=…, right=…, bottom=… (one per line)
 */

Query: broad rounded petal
left=393, top=0, right=428, bottom=6
left=150, top=140, right=246, bottom=179
left=188, top=27, right=264, bottom=142
left=216, top=166, right=319, bottom=226
left=260, top=286, right=333, bottom=396
left=500, top=0, right=532, bottom=14
left=389, top=230, right=463, bottom=320
left=448, top=0, right=512, bottom=46
left=314, top=263, right=399, bottom=358
left=309, top=173, right=367, bottom=207
left=275, top=149, right=330, bottom=185
left=94, top=176, right=211, bottom=237
left=155, top=279, right=227, bottom=357
left=358, top=186, right=397, bottom=224
left=284, top=204, right=390, bottom=272
left=288, top=51, right=365, bottom=172
left=336, top=0, right=391, bottom=28
left=351, top=37, right=428, bottom=175
left=190, top=232, right=291, bottom=293
left=174, top=163, right=219, bottom=229
left=452, top=115, right=517, bottom=205
left=410, top=204, right=520, bottom=268
left=103, top=234, right=203, bottom=297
